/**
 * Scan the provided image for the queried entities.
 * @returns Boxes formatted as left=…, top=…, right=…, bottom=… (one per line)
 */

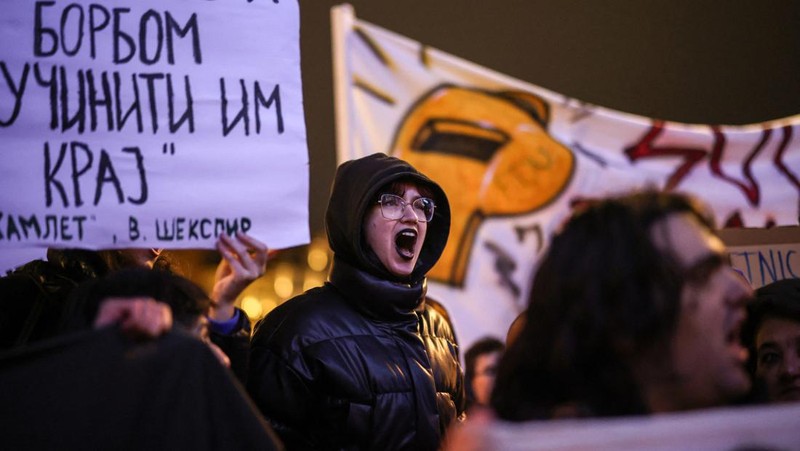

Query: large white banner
left=331, top=5, right=800, bottom=350
left=0, top=0, right=309, bottom=255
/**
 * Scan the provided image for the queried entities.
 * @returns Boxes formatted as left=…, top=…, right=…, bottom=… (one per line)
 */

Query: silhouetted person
left=1, top=234, right=268, bottom=383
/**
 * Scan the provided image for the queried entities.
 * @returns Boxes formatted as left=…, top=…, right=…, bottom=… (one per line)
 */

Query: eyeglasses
left=376, top=193, right=436, bottom=222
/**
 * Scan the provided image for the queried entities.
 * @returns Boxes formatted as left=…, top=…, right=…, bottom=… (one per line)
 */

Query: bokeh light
left=241, top=296, right=263, bottom=319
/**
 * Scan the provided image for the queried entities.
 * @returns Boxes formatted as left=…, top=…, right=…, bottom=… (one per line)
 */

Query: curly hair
left=491, top=190, right=715, bottom=420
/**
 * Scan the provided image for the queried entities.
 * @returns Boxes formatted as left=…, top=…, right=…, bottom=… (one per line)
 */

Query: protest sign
left=0, top=0, right=309, bottom=254
left=720, top=226, right=800, bottom=289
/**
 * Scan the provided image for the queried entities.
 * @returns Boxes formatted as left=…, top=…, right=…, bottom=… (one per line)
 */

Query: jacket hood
left=325, top=153, right=451, bottom=283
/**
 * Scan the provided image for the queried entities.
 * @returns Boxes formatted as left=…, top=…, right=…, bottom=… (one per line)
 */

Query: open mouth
left=395, top=228, right=418, bottom=260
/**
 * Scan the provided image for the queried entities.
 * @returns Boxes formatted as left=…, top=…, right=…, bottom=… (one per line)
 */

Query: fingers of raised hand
left=218, top=233, right=269, bottom=277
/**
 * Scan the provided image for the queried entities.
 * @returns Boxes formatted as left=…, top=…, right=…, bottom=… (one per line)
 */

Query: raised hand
left=209, top=233, right=270, bottom=321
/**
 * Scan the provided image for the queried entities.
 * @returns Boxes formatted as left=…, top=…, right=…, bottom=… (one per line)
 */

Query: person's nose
left=783, top=350, right=800, bottom=378
left=400, top=202, right=419, bottom=223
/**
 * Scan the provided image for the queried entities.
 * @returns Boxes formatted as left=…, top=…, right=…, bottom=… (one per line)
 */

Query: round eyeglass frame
left=376, top=193, right=436, bottom=222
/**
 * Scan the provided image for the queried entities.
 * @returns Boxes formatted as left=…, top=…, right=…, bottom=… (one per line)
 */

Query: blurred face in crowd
left=755, top=316, right=800, bottom=403
left=650, top=213, right=752, bottom=410
left=471, top=350, right=502, bottom=407
left=364, top=182, right=429, bottom=278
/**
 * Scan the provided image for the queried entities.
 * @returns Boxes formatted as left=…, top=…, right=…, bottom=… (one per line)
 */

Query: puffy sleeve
left=248, top=307, right=320, bottom=449
left=247, top=300, right=353, bottom=450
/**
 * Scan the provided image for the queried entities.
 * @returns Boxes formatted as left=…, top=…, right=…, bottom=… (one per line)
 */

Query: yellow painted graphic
left=392, top=85, right=574, bottom=286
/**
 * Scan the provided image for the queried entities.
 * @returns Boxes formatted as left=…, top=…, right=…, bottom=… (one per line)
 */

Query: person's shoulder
left=421, top=297, right=459, bottom=342
left=425, top=297, right=452, bottom=324
left=251, top=284, right=357, bottom=347
left=265, top=284, right=352, bottom=323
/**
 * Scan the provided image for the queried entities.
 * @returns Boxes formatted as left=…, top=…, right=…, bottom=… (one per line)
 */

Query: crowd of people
left=1, top=153, right=798, bottom=450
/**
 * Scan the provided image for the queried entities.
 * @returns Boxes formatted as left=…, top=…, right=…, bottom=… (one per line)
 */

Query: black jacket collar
left=328, top=256, right=424, bottom=323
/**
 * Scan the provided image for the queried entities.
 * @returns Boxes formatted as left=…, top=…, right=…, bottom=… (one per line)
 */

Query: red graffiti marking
left=708, top=126, right=763, bottom=206
left=624, top=121, right=707, bottom=191
left=626, top=122, right=800, bottom=207
left=775, top=126, right=800, bottom=192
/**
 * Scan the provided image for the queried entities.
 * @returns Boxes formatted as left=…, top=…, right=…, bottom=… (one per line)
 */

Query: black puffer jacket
left=248, top=153, right=464, bottom=450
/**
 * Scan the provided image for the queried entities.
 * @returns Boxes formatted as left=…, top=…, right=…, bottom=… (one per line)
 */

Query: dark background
left=299, top=0, right=800, bottom=237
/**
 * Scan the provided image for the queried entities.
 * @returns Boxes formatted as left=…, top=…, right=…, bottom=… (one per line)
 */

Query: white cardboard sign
left=0, top=0, right=309, bottom=251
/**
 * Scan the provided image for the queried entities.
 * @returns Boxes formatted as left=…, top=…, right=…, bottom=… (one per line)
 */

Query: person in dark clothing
left=491, top=191, right=752, bottom=420
left=0, top=326, right=283, bottom=451
left=0, top=248, right=163, bottom=348
left=1, top=263, right=283, bottom=449
left=741, top=278, right=800, bottom=404
left=248, top=153, right=464, bottom=450
left=0, top=234, right=267, bottom=383
left=70, top=268, right=234, bottom=367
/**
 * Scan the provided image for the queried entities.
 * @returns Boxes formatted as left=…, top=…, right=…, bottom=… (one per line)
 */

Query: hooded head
left=326, top=153, right=451, bottom=284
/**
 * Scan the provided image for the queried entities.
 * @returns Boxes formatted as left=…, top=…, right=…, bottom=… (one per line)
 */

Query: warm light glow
left=274, top=274, right=294, bottom=299
left=273, top=263, right=296, bottom=299
left=303, top=273, right=324, bottom=291
left=241, top=296, right=263, bottom=319
left=307, top=247, right=329, bottom=272
left=261, top=296, right=278, bottom=313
